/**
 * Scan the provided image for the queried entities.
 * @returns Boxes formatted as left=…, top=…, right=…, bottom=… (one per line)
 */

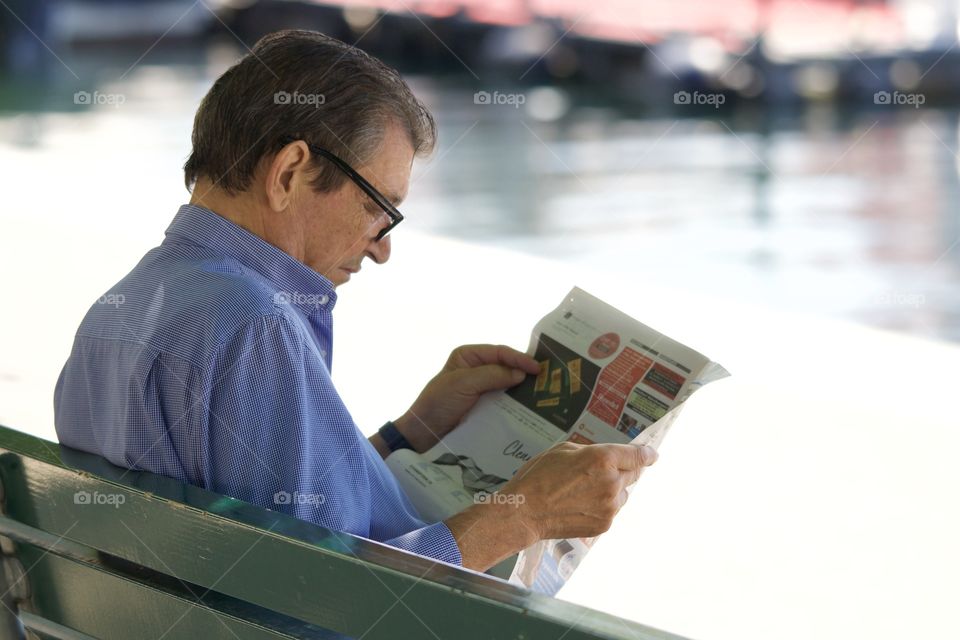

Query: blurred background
left=2, top=0, right=958, bottom=343
left=1, top=2, right=959, bottom=639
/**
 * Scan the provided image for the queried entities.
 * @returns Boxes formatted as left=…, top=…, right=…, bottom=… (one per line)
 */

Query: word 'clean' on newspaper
left=384, top=287, right=730, bottom=594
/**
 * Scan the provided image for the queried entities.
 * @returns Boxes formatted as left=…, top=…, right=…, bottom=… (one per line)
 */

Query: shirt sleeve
left=205, top=313, right=463, bottom=566
left=385, top=521, right=463, bottom=566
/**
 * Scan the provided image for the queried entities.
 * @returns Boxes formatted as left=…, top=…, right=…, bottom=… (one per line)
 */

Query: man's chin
left=316, top=266, right=356, bottom=287
left=334, top=267, right=355, bottom=285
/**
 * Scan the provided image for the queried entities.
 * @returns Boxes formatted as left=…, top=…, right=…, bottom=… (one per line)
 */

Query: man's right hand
left=503, top=441, right=658, bottom=541
left=445, top=441, right=659, bottom=572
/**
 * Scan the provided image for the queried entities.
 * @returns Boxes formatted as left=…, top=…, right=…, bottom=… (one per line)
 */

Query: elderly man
left=54, top=29, right=657, bottom=572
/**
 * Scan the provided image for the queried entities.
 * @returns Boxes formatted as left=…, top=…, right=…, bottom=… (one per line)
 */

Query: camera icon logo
left=273, top=491, right=292, bottom=505
left=673, top=91, right=692, bottom=105
left=274, top=91, right=292, bottom=105
left=74, top=91, right=92, bottom=105
left=474, top=91, right=491, bottom=105
left=74, top=491, right=92, bottom=504
left=874, top=91, right=891, bottom=105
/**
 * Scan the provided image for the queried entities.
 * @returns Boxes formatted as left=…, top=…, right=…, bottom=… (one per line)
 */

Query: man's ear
left=264, top=141, right=313, bottom=213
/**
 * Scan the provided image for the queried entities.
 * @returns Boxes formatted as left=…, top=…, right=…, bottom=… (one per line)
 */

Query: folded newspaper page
left=385, top=287, right=729, bottom=594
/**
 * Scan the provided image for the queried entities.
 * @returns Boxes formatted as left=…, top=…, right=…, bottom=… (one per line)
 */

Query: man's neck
left=189, top=179, right=307, bottom=265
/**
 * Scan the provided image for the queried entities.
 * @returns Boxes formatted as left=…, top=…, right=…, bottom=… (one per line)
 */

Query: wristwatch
left=378, top=420, right=413, bottom=452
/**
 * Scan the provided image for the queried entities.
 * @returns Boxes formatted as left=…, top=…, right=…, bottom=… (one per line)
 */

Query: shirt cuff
left=385, top=521, right=463, bottom=566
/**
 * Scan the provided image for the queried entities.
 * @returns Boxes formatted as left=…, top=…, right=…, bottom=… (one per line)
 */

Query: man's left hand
left=393, top=344, right=541, bottom=453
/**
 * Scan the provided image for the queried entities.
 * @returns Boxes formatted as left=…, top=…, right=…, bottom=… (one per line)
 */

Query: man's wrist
left=493, top=493, right=539, bottom=549
left=446, top=497, right=538, bottom=572
left=392, top=413, right=432, bottom=454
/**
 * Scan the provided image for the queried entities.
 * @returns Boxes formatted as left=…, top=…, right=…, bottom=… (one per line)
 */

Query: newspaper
left=385, top=287, right=729, bottom=594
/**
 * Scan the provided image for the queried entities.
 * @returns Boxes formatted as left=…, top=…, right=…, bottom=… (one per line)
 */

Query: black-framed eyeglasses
left=279, top=135, right=403, bottom=241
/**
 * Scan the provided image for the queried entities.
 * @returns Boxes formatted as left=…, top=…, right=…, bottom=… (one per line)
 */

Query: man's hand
left=504, top=441, right=658, bottom=540
left=392, top=344, right=541, bottom=453
left=445, top=441, right=659, bottom=572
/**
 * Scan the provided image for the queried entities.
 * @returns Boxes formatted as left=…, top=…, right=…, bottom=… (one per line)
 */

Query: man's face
left=296, top=124, right=413, bottom=286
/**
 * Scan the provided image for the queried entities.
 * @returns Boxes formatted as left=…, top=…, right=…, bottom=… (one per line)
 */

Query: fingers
left=638, top=445, right=659, bottom=467
left=621, top=465, right=645, bottom=487
left=448, top=344, right=541, bottom=375
left=591, top=443, right=659, bottom=470
left=449, top=364, right=530, bottom=395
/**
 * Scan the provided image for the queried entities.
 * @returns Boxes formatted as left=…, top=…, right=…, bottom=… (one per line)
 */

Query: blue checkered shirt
left=54, top=203, right=462, bottom=566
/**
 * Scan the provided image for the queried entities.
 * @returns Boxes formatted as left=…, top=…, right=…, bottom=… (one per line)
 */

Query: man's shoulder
left=77, top=247, right=304, bottom=366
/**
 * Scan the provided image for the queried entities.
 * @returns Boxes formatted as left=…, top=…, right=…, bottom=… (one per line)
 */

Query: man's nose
left=367, top=232, right=391, bottom=264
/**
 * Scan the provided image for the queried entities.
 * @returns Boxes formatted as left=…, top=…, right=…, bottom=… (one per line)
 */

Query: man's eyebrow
left=362, top=189, right=403, bottom=207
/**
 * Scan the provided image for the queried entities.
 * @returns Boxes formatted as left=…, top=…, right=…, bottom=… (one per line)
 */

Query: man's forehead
left=365, top=127, right=414, bottom=205
left=365, top=168, right=407, bottom=206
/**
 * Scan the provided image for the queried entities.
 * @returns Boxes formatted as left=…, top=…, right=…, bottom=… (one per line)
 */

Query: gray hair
left=183, top=29, right=436, bottom=194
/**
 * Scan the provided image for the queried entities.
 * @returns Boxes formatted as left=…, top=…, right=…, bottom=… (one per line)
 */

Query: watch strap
left=378, top=420, right=413, bottom=452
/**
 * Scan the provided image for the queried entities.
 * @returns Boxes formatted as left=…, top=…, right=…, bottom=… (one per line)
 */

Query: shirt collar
left=164, top=204, right=338, bottom=314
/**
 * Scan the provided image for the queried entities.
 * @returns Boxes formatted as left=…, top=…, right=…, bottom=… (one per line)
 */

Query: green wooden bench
left=0, top=424, right=686, bottom=640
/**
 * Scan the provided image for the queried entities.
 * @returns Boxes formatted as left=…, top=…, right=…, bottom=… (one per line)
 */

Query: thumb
left=449, top=364, right=527, bottom=396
